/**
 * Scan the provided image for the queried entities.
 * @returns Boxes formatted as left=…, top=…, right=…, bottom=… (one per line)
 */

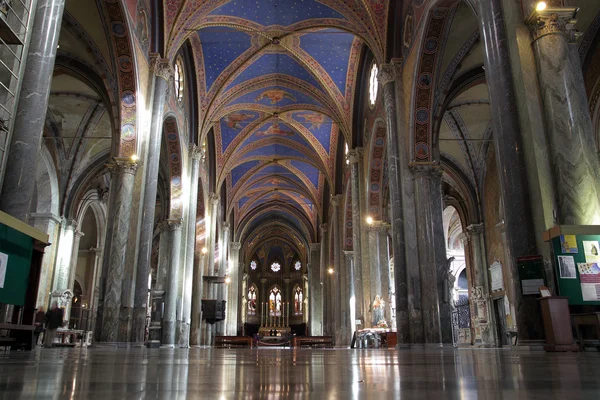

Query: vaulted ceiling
left=162, top=0, right=390, bottom=259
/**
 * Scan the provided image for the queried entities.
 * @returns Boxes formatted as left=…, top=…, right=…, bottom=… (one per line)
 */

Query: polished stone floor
left=0, top=347, right=599, bottom=399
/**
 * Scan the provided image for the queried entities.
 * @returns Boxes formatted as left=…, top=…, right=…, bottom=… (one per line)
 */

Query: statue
left=443, top=257, right=456, bottom=303
left=372, top=295, right=385, bottom=326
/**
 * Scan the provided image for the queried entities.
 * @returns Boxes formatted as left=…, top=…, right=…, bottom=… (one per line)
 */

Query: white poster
left=577, top=263, right=600, bottom=301
left=0, top=252, right=8, bottom=289
left=558, top=256, right=577, bottom=279
left=582, top=241, right=600, bottom=263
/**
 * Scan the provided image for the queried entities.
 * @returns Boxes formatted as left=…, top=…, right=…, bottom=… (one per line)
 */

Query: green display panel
left=0, top=222, right=33, bottom=306
left=551, top=234, right=600, bottom=306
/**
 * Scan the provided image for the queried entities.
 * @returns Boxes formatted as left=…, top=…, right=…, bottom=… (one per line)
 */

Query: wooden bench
left=572, top=313, right=600, bottom=350
left=291, top=336, right=333, bottom=348
left=215, top=336, right=253, bottom=348
left=0, top=323, right=35, bottom=350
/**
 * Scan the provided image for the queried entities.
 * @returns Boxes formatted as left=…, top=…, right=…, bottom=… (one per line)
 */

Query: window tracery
left=269, top=287, right=282, bottom=316
left=369, top=63, right=379, bottom=106
left=247, top=285, right=257, bottom=316
left=294, top=286, right=303, bottom=315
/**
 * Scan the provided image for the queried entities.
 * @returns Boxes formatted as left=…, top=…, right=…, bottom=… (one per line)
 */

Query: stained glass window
left=294, top=286, right=303, bottom=315
left=269, top=287, right=282, bottom=316
left=174, top=58, right=184, bottom=103
left=369, top=63, right=379, bottom=106
left=250, top=260, right=257, bottom=270
left=247, top=285, right=257, bottom=316
left=271, top=262, right=281, bottom=272
left=294, top=261, right=301, bottom=271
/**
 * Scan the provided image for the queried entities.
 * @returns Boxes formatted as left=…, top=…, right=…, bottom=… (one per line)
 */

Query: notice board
left=549, top=230, right=600, bottom=306
left=0, top=222, right=34, bottom=306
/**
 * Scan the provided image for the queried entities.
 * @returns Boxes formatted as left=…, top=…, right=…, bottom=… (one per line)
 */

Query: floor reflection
left=0, top=347, right=599, bottom=399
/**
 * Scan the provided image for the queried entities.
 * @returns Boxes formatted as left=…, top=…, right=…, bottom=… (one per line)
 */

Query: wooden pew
left=572, top=313, right=600, bottom=350
left=214, top=336, right=254, bottom=348
left=0, top=323, right=35, bottom=350
left=291, top=336, right=333, bottom=348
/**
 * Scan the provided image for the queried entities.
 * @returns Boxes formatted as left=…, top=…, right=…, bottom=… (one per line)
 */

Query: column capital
left=222, top=221, right=230, bottom=231
left=320, top=223, right=328, bottom=233
left=209, top=193, right=220, bottom=205
left=149, top=54, right=174, bottom=81
left=107, top=158, right=138, bottom=176
left=347, top=148, right=363, bottom=164
left=467, top=223, right=484, bottom=236
left=231, top=242, right=241, bottom=251
left=260, top=277, right=268, bottom=284
left=310, top=243, right=321, bottom=252
left=157, top=219, right=170, bottom=232
left=367, top=221, right=390, bottom=233
left=188, top=143, right=203, bottom=161
left=409, top=163, right=443, bottom=179
left=167, top=218, right=183, bottom=230
left=343, top=250, right=354, bottom=259
left=526, top=7, right=581, bottom=42
left=330, top=194, right=342, bottom=207
left=378, top=62, right=401, bottom=86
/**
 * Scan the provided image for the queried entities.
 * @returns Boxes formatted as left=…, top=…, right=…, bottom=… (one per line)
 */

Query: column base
left=160, top=344, right=176, bottom=349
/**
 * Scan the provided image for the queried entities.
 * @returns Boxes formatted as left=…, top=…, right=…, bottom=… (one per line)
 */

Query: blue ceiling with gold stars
left=181, top=0, right=368, bottom=252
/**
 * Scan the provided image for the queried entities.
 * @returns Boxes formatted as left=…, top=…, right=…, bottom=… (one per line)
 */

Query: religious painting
left=269, top=287, right=282, bottom=316
left=255, top=89, right=296, bottom=104
left=224, top=112, right=254, bottom=130
left=256, top=123, right=294, bottom=137
left=296, top=112, right=325, bottom=129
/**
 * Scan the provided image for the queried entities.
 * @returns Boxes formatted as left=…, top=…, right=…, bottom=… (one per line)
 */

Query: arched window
left=174, top=57, right=184, bottom=103
left=369, top=63, right=379, bottom=106
left=293, top=285, right=303, bottom=315
left=269, top=287, right=282, bottom=316
left=247, top=285, right=257, bottom=316
left=294, top=261, right=301, bottom=271
left=250, top=260, right=257, bottom=270
left=271, top=262, right=281, bottom=272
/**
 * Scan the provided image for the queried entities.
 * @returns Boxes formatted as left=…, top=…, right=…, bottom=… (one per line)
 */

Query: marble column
left=529, top=13, right=600, bottom=224
left=466, top=223, right=498, bottom=347
left=154, top=221, right=170, bottom=291
left=132, top=57, right=172, bottom=344
left=367, top=221, right=391, bottom=327
left=190, top=247, right=206, bottom=346
left=162, top=218, right=182, bottom=347
left=475, top=0, right=539, bottom=341
left=226, top=242, right=241, bottom=335
left=343, top=250, right=355, bottom=342
left=215, top=222, right=230, bottom=337
left=64, top=228, right=84, bottom=322
left=319, top=224, right=329, bottom=333
left=51, top=219, right=76, bottom=296
left=302, top=274, right=309, bottom=325
left=203, top=194, right=219, bottom=345
left=348, top=150, right=365, bottom=328
left=0, top=0, right=66, bottom=221
left=330, top=195, right=344, bottom=343
left=378, top=62, right=410, bottom=344
left=178, top=145, right=202, bottom=347
left=88, top=247, right=104, bottom=334
left=309, top=243, right=323, bottom=335
left=100, top=159, right=138, bottom=342
left=29, top=213, right=61, bottom=308
left=410, top=165, right=443, bottom=346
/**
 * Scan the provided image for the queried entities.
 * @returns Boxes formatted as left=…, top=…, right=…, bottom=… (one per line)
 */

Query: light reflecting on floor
left=0, top=347, right=599, bottom=399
